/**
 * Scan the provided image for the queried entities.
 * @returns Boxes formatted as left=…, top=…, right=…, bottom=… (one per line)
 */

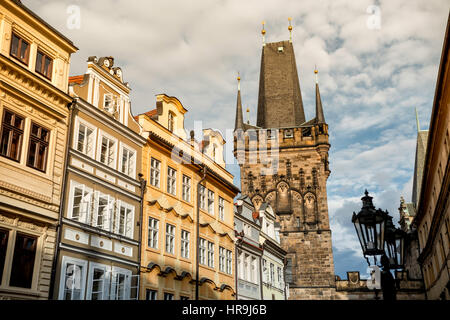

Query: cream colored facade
left=0, top=0, right=77, bottom=299
left=51, top=56, right=146, bottom=300
left=136, top=94, right=239, bottom=300
left=414, top=16, right=450, bottom=300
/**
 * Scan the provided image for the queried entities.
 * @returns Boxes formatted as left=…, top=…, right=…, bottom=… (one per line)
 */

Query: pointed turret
left=234, top=74, right=244, bottom=131
left=315, top=68, right=325, bottom=124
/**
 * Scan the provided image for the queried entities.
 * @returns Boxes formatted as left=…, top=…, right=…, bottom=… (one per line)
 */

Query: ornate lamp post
left=352, top=190, right=406, bottom=300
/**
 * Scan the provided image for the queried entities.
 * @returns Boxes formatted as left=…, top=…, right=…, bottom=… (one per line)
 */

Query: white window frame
left=93, top=191, right=114, bottom=231
left=207, top=241, right=214, bottom=268
left=74, top=117, right=97, bottom=158
left=207, top=190, right=214, bottom=215
left=226, top=249, right=232, bottom=275
left=150, top=157, right=161, bottom=188
left=219, top=247, right=225, bottom=273
left=218, top=197, right=225, bottom=221
left=167, top=167, right=177, bottom=196
left=97, top=130, right=118, bottom=169
left=165, top=223, right=175, bottom=254
left=115, top=200, right=135, bottom=238
left=182, top=174, right=191, bottom=202
left=270, top=262, right=275, bottom=285
left=118, top=142, right=136, bottom=178
left=146, top=289, right=157, bottom=300
left=110, top=266, right=132, bottom=300
left=181, top=230, right=190, bottom=259
left=58, top=256, right=88, bottom=300
left=199, top=185, right=206, bottom=210
left=164, top=292, right=174, bottom=300
left=68, top=180, right=93, bottom=224
left=86, top=262, right=111, bottom=300
left=199, top=238, right=207, bottom=265
left=148, top=217, right=159, bottom=249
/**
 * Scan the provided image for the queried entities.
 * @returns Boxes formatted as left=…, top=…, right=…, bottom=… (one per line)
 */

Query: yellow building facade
left=0, top=0, right=77, bottom=299
left=135, top=94, right=239, bottom=300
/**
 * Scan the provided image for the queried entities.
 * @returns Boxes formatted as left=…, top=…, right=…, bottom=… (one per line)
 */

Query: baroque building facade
left=234, top=195, right=263, bottom=300
left=135, top=95, right=239, bottom=300
left=259, top=202, right=287, bottom=300
left=233, top=32, right=335, bottom=299
left=51, top=56, right=146, bottom=300
left=0, top=0, right=77, bottom=299
left=413, top=15, right=450, bottom=300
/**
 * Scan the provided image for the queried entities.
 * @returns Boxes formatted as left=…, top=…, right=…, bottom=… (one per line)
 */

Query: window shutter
left=81, top=186, right=91, bottom=224
left=114, top=200, right=121, bottom=234
left=126, top=206, right=134, bottom=238
left=110, top=271, right=117, bottom=300
left=104, top=269, right=111, bottom=300
left=92, top=191, right=100, bottom=227
left=107, top=197, right=115, bottom=232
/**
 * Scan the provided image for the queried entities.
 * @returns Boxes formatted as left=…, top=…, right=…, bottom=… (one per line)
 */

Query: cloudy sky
left=25, top=0, right=449, bottom=278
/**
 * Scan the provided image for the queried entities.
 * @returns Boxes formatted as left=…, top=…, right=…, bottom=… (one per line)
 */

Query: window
left=0, top=229, right=8, bottom=284
left=164, top=292, right=174, bottom=300
left=180, top=296, right=189, bottom=300
left=226, top=249, right=232, bottom=275
left=219, top=247, right=226, bottom=272
left=59, top=257, right=87, bottom=300
left=103, top=94, right=117, bottom=114
left=181, top=230, right=190, bottom=259
left=9, top=234, right=36, bottom=288
left=219, top=197, right=225, bottom=221
left=167, top=167, right=177, bottom=195
left=93, top=192, right=113, bottom=231
left=0, top=110, right=24, bottom=161
left=70, top=183, right=92, bottom=224
left=110, top=267, right=132, bottom=300
left=27, top=122, right=49, bottom=171
left=199, top=238, right=206, bottom=265
left=165, top=224, right=175, bottom=254
left=150, top=158, right=161, bottom=187
left=148, top=217, right=159, bottom=249
left=99, top=135, right=116, bottom=168
left=117, top=201, right=134, bottom=238
left=207, top=190, right=214, bottom=215
left=199, top=185, right=206, bottom=210
left=243, top=254, right=249, bottom=281
left=87, top=263, right=109, bottom=300
left=262, top=259, right=268, bottom=282
left=10, top=32, right=30, bottom=65
left=76, top=122, right=95, bottom=157
left=251, top=257, right=257, bottom=283
left=207, top=241, right=214, bottom=268
left=277, top=266, right=283, bottom=287
left=146, top=289, right=157, bottom=300
left=35, top=50, right=53, bottom=80
left=269, top=263, right=275, bottom=285
left=182, top=175, right=191, bottom=202
left=168, top=112, right=175, bottom=132
left=120, top=146, right=135, bottom=177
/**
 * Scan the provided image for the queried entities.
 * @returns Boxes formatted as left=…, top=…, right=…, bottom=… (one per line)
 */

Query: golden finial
left=262, top=21, right=266, bottom=46
left=237, top=72, right=241, bottom=91
left=288, top=17, right=293, bottom=42
left=246, top=108, right=250, bottom=124
left=314, top=65, right=319, bottom=84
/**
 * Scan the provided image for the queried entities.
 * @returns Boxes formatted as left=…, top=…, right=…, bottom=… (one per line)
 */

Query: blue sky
left=25, top=0, right=449, bottom=279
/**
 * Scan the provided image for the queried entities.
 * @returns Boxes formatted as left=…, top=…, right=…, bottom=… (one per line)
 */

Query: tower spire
left=234, top=73, right=244, bottom=131
left=261, top=21, right=266, bottom=46
left=415, top=107, right=420, bottom=132
left=315, top=67, right=325, bottom=124
left=288, top=17, right=293, bottom=43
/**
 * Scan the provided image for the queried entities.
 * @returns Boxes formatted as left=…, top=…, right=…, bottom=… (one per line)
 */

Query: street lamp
left=351, top=190, right=406, bottom=300
left=384, top=215, right=406, bottom=270
left=352, top=190, right=388, bottom=260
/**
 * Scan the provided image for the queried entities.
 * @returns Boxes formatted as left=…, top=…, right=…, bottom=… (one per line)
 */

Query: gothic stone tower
left=234, top=37, right=336, bottom=299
